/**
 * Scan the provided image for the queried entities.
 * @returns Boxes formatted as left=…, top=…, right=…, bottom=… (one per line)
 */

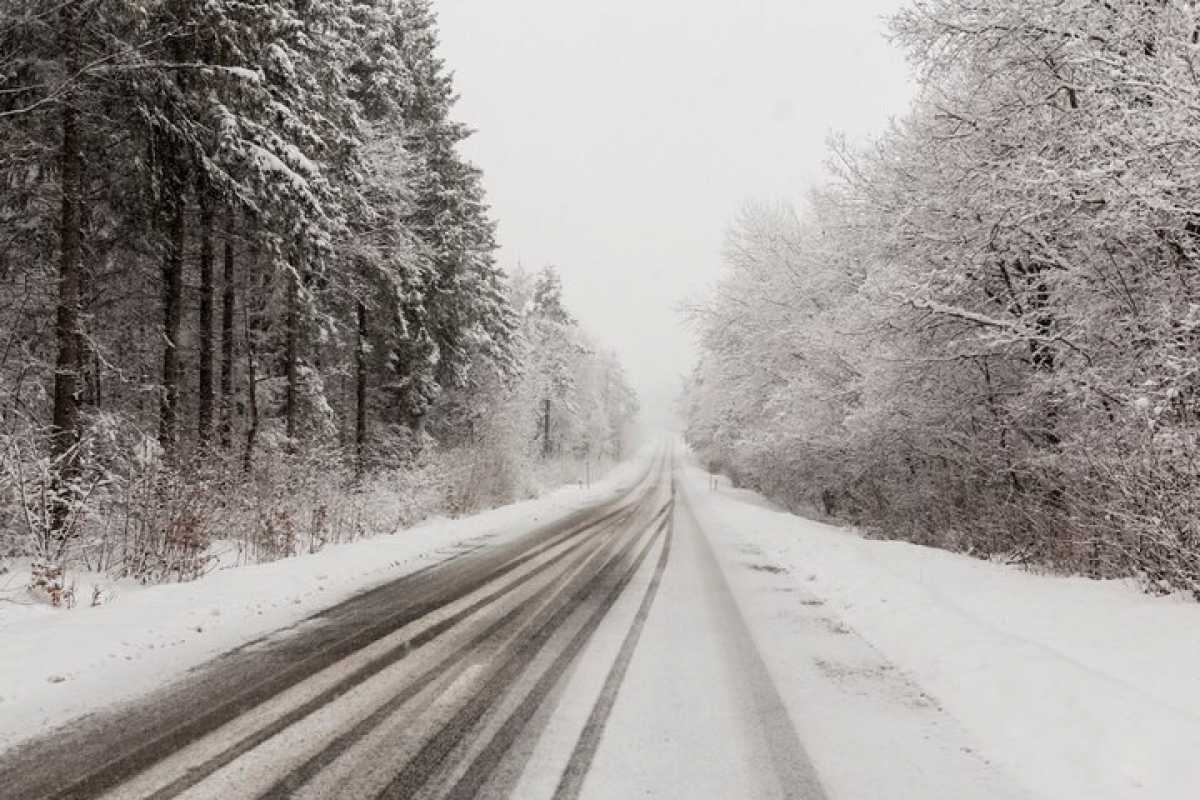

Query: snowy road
left=0, top=446, right=824, bottom=800
left=0, top=444, right=1045, bottom=800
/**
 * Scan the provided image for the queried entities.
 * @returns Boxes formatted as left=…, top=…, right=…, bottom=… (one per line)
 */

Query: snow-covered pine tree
left=525, top=267, right=582, bottom=458
left=387, top=0, right=517, bottom=432
left=0, top=0, right=639, bottom=584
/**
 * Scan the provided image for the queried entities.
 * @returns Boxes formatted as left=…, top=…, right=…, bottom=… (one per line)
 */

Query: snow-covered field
left=0, top=451, right=651, bottom=752
left=684, top=459, right=1200, bottom=800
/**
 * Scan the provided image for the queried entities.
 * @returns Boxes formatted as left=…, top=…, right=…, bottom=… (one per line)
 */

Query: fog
left=436, top=0, right=914, bottom=428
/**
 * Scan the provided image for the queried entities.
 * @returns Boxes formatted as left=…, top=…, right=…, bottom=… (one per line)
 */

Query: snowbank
left=0, top=449, right=652, bottom=751
left=683, top=461, right=1200, bottom=800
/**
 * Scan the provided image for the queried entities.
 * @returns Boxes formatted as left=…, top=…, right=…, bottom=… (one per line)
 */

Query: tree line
left=0, top=1, right=637, bottom=590
left=685, top=0, right=1200, bottom=597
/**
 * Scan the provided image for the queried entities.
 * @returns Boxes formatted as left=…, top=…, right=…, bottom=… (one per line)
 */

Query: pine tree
left=0, top=0, right=639, bottom=584
left=390, top=0, right=517, bottom=426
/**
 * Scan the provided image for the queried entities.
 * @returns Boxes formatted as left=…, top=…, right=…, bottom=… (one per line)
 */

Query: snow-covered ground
left=0, top=451, right=651, bottom=752
left=683, top=458, right=1200, bottom=800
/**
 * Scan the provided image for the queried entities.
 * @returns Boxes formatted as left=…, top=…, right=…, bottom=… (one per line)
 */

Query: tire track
left=1, top=454, right=667, bottom=800
left=253, top=503, right=651, bottom=800
left=374, top=505, right=672, bottom=800
left=551, top=494, right=675, bottom=800
left=68, top=509, right=627, bottom=800
left=441, top=512, right=674, bottom=800
left=677, top=483, right=829, bottom=800
left=137, top=499, right=644, bottom=800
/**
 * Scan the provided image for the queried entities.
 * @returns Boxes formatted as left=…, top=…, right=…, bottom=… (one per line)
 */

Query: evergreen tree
left=0, top=0, right=637, bottom=581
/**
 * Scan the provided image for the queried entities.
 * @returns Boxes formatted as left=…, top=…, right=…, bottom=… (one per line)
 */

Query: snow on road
left=4, top=443, right=1195, bottom=800
left=683, top=457, right=1200, bottom=800
left=510, top=469, right=824, bottom=800
left=572, top=474, right=825, bottom=800
left=0, top=451, right=651, bottom=752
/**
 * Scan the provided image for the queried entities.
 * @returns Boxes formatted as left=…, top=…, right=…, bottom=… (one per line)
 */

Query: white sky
left=436, top=0, right=914, bottom=427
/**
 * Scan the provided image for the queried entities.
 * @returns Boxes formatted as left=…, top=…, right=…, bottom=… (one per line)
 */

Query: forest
left=0, top=1, right=637, bottom=596
left=685, top=0, right=1200, bottom=597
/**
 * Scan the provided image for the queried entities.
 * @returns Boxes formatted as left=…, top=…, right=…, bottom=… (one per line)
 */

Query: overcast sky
left=435, top=0, right=914, bottom=428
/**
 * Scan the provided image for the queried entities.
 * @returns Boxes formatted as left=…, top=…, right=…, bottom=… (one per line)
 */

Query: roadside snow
left=0, top=451, right=650, bottom=752
left=683, top=459, right=1200, bottom=800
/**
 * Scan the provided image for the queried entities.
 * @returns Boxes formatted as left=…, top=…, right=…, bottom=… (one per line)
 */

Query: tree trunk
left=50, top=3, right=83, bottom=544
left=1027, top=270, right=1060, bottom=448
left=285, top=264, right=299, bottom=444
left=219, top=211, right=236, bottom=448
left=84, top=346, right=100, bottom=409
left=243, top=306, right=259, bottom=475
left=542, top=396, right=551, bottom=458
left=355, top=300, right=368, bottom=478
left=243, top=235, right=261, bottom=474
left=159, top=199, right=185, bottom=456
left=197, top=190, right=215, bottom=446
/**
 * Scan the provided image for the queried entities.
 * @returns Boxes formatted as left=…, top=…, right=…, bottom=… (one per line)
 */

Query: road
left=0, top=447, right=826, bottom=799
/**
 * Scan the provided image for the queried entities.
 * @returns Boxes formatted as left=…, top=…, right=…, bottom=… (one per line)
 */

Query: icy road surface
left=0, top=445, right=1028, bottom=799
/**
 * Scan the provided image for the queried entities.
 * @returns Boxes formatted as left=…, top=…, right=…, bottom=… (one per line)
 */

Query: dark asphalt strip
left=376, top=504, right=672, bottom=800
left=252, top=503, right=645, bottom=800
left=218, top=541, right=489, bottom=660
left=551, top=499, right=675, bottom=800
left=142, top=501, right=645, bottom=800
